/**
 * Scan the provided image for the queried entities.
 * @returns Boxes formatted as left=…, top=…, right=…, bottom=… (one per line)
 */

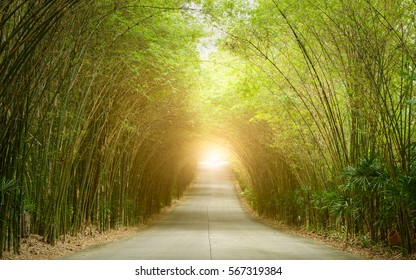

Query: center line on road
left=207, top=183, right=214, bottom=260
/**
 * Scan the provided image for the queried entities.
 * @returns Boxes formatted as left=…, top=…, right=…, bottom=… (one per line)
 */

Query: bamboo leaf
left=0, top=178, right=20, bottom=193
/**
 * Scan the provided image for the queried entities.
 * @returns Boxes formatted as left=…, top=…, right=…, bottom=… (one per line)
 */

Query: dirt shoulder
left=234, top=180, right=415, bottom=260
left=1, top=202, right=178, bottom=260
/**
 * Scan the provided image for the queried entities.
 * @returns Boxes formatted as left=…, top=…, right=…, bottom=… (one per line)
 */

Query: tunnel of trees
left=1, top=0, right=416, bottom=258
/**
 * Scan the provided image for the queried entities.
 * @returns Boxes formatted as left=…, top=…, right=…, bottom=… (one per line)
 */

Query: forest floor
left=2, top=188, right=415, bottom=260
left=234, top=181, right=416, bottom=260
left=242, top=204, right=416, bottom=260
left=1, top=202, right=177, bottom=260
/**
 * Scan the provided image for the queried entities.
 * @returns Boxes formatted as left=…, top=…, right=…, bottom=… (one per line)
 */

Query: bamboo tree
left=1, top=0, right=205, bottom=257
left=197, top=0, right=416, bottom=253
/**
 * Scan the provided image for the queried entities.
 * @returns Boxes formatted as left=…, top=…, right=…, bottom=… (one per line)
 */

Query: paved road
left=65, top=164, right=358, bottom=260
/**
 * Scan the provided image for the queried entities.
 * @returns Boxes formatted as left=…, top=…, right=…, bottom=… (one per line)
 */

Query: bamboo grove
left=197, top=0, right=416, bottom=254
left=0, top=0, right=203, bottom=257
left=2, top=0, right=416, bottom=258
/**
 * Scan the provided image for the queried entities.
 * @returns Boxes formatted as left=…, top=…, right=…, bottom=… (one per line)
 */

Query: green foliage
left=194, top=0, right=416, bottom=255
left=0, top=0, right=205, bottom=256
left=342, top=157, right=388, bottom=193
left=240, top=187, right=257, bottom=210
left=0, top=178, right=20, bottom=195
left=2, top=0, right=416, bottom=258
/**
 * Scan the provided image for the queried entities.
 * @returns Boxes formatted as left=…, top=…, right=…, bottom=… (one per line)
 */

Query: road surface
left=64, top=164, right=358, bottom=260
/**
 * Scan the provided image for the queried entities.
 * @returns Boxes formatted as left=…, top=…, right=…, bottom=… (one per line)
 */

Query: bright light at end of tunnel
left=199, top=147, right=229, bottom=168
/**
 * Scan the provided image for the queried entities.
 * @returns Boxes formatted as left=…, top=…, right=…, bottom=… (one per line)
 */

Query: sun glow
left=199, top=144, right=229, bottom=168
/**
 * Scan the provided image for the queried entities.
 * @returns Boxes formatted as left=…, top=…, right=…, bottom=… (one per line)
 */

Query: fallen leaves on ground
left=234, top=180, right=416, bottom=260
left=1, top=202, right=177, bottom=260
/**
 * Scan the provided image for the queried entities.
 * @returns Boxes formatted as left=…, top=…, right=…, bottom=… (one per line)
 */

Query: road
left=64, top=164, right=358, bottom=260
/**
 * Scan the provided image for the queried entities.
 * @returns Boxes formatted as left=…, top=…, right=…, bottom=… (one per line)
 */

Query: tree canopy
left=1, top=0, right=416, bottom=257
